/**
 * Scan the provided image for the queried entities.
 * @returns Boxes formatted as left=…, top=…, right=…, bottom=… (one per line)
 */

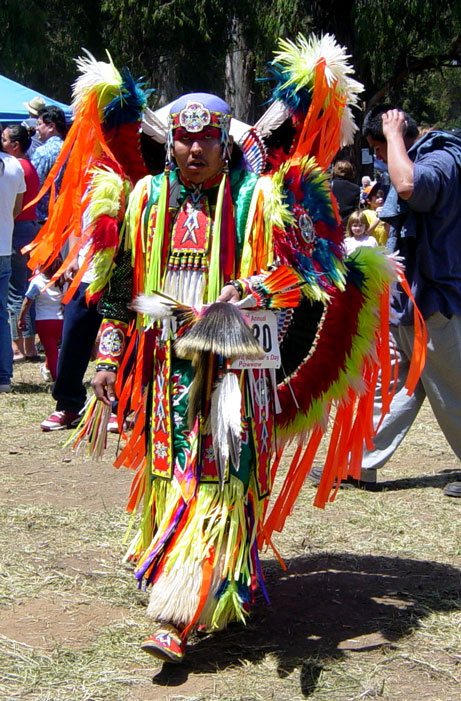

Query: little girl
left=19, top=258, right=67, bottom=381
left=344, top=210, right=379, bottom=255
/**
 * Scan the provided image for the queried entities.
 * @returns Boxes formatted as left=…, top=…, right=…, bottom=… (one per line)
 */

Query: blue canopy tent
left=0, top=74, right=71, bottom=124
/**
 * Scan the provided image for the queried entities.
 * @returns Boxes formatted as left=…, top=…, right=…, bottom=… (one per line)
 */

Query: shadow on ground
left=358, top=468, right=461, bottom=492
left=10, top=381, right=51, bottom=395
left=152, top=553, right=461, bottom=697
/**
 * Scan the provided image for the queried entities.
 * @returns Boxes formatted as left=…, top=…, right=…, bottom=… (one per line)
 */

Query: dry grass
left=0, top=361, right=460, bottom=700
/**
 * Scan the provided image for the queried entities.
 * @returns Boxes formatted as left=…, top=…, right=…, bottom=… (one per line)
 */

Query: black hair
left=41, top=256, right=66, bottom=289
left=6, top=123, right=33, bottom=152
left=362, top=104, right=419, bottom=142
left=37, top=105, right=67, bottom=138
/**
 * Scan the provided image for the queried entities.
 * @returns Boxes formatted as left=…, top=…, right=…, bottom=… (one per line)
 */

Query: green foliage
left=0, top=0, right=459, bottom=126
left=0, top=0, right=103, bottom=103
left=352, top=0, right=461, bottom=107
left=401, top=68, right=461, bottom=129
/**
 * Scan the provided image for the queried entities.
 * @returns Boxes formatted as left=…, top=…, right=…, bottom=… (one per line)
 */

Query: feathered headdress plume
left=257, top=34, right=363, bottom=168
left=25, top=50, right=150, bottom=304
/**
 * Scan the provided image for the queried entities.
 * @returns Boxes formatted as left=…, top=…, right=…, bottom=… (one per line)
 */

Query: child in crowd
left=18, top=258, right=67, bottom=381
left=344, top=210, right=378, bottom=255
left=362, top=183, right=390, bottom=246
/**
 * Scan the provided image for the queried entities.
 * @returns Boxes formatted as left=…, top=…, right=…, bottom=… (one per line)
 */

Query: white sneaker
left=0, top=384, right=11, bottom=393
left=40, top=364, right=52, bottom=382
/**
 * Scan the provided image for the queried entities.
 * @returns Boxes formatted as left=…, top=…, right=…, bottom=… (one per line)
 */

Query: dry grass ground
left=0, top=360, right=460, bottom=700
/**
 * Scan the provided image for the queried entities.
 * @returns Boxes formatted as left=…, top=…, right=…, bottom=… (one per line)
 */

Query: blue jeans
left=0, top=255, right=13, bottom=385
left=52, top=282, right=102, bottom=413
left=8, top=221, right=39, bottom=340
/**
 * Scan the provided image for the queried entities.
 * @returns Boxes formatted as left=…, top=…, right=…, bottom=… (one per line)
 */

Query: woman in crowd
left=330, top=160, right=361, bottom=225
left=2, top=124, right=40, bottom=360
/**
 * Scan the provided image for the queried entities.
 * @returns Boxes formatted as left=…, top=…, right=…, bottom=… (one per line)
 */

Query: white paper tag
left=231, top=310, right=281, bottom=369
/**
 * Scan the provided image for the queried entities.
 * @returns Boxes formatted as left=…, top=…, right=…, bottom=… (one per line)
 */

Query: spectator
left=360, top=175, right=372, bottom=206
left=0, top=137, right=26, bottom=392
left=2, top=124, right=40, bottom=360
left=19, top=257, right=66, bottom=381
left=361, top=182, right=390, bottom=246
left=22, top=96, right=45, bottom=158
left=331, top=160, right=361, bottom=225
left=361, top=105, right=461, bottom=498
left=31, top=105, right=67, bottom=223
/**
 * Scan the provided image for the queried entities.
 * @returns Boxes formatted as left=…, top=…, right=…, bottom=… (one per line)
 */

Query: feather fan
left=175, top=303, right=265, bottom=360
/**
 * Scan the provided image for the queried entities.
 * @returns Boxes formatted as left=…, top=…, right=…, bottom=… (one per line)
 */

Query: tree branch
left=367, top=37, right=461, bottom=108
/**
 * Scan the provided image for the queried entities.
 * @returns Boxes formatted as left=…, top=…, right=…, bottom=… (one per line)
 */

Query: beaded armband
left=95, top=362, right=118, bottom=373
left=224, top=279, right=253, bottom=298
left=95, top=318, right=129, bottom=370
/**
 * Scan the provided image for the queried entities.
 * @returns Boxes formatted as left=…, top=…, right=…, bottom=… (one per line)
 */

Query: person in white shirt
left=0, top=149, right=26, bottom=392
left=19, top=258, right=67, bottom=381
left=344, top=210, right=379, bottom=255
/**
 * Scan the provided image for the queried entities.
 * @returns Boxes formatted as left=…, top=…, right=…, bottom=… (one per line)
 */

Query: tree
left=351, top=0, right=461, bottom=111
left=1, top=1, right=459, bottom=129
left=0, top=0, right=103, bottom=103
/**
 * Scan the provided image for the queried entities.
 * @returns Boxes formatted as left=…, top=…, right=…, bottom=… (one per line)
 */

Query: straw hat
left=23, top=96, right=46, bottom=117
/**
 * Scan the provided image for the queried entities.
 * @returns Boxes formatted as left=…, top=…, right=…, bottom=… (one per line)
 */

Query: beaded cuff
left=94, top=362, right=118, bottom=373
left=95, top=318, right=129, bottom=369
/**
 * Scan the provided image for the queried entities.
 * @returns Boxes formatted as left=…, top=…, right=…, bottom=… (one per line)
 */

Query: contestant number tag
left=232, top=310, right=281, bottom=369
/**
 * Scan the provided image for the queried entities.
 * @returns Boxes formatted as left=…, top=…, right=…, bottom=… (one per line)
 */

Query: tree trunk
left=224, top=16, right=255, bottom=122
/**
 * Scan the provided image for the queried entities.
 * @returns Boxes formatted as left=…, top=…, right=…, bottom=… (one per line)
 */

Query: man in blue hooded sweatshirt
left=361, top=106, right=461, bottom=497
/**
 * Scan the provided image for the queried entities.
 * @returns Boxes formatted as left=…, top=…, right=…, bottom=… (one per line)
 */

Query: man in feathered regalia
left=27, top=36, right=419, bottom=664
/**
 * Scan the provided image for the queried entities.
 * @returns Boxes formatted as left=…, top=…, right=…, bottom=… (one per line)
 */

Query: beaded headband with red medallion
left=166, top=94, right=231, bottom=161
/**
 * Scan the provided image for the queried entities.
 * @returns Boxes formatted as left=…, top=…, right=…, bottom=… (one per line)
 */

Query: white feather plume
left=254, top=99, right=292, bottom=138
left=210, top=372, right=242, bottom=488
left=340, top=105, right=359, bottom=146
left=72, top=48, right=122, bottom=115
left=130, top=294, right=175, bottom=321
left=273, top=33, right=364, bottom=110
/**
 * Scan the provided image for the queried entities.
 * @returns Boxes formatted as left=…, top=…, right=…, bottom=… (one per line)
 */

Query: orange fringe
left=25, top=92, right=117, bottom=284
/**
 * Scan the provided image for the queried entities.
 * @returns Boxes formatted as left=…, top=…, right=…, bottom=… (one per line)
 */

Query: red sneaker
left=141, top=624, right=186, bottom=663
left=41, top=410, right=81, bottom=431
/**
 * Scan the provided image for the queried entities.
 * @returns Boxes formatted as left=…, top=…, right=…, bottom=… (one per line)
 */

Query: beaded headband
left=167, top=93, right=231, bottom=161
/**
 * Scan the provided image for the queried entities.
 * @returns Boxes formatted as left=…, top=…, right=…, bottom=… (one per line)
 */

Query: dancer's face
left=173, top=126, right=225, bottom=184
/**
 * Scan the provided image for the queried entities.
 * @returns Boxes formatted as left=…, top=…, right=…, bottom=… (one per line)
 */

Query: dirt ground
left=0, top=360, right=460, bottom=700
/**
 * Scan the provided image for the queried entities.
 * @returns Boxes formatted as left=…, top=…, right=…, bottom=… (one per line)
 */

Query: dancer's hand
left=217, top=284, right=240, bottom=303
left=92, top=371, right=117, bottom=406
left=64, top=258, right=79, bottom=282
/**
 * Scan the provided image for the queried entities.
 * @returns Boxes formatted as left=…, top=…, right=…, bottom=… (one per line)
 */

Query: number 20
left=252, top=323, right=272, bottom=352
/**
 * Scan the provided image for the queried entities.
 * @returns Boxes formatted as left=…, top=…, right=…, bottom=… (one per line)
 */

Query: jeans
left=362, top=314, right=461, bottom=471
left=8, top=221, right=39, bottom=340
left=52, top=282, right=102, bottom=413
left=0, top=255, right=13, bottom=385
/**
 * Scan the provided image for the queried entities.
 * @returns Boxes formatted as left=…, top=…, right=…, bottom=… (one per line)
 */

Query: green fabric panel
left=169, top=356, right=253, bottom=490
left=230, top=169, right=259, bottom=261
left=170, top=357, right=195, bottom=473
